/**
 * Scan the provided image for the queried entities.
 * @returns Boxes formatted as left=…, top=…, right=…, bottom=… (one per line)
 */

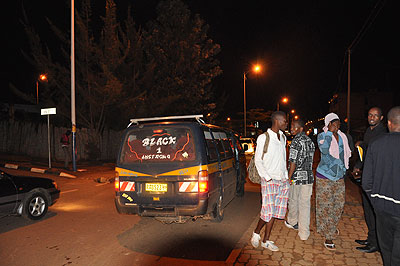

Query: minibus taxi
left=114, top=115, right=246, bottom=222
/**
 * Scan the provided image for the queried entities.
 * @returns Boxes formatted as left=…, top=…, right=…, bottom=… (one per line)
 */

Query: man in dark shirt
left=284, top=119, right=315, bottom=241
left=362, top=106, right=400, bottom=266
left=353, top=107, right=387, bottom=253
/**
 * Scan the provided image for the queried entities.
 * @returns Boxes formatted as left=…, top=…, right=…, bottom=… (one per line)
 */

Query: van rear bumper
left=114, top=196, right=208, bottom=217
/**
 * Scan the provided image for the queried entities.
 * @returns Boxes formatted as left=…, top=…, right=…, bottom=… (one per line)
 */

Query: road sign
left=41, top=108, right=56, bottom=169
left=41, top=108, right=56, bottom=115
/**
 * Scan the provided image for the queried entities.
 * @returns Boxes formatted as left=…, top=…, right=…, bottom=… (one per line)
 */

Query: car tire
left=23, top=191, right=49, bottom=220
left=211, top=194, right=224, bottom=222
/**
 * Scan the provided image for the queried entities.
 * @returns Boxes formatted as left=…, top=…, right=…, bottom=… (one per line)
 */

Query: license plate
left=145, top=183, right=167, bottom=192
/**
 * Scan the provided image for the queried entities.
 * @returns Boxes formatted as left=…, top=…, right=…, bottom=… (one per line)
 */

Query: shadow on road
left=0, top=211, right=57, bottom=234
left=117, top=192, right=261, bottom=261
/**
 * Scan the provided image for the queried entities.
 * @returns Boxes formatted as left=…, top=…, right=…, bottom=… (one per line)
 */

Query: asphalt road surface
left=0, top=167, right=261, bottom=266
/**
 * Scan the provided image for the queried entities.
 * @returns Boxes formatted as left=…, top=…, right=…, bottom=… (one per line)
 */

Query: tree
left=18, top=0, right=222, bottom=130
left=142, top=0, right=222, bottom=116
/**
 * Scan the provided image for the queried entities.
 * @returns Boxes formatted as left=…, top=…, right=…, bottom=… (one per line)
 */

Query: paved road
left=0, top=166, right=260, bottom=266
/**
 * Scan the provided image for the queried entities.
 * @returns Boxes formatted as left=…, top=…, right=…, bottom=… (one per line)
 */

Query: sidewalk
left=232, top=178, right=383, bottom=266
left=0, top=153, right=115, bottom=180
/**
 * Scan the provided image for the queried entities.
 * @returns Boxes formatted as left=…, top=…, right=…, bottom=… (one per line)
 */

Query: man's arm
left=254, top=133, right=271, bottom=181
left=361, top=144, right=375, bottom=197
left=288, top=138, right=300, bottom=183
left=288, top=162, right=296, bottom=183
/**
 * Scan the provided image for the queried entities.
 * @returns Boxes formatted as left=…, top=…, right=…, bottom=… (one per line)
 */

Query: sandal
left=324, top=241, right=336, bottom=251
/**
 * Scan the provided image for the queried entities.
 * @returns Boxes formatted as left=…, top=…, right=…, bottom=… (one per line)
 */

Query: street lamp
left=243, top=64, right=261, bottom=137
left=36, top=74, right=48, bottom=104
left=277, top=97, right=288, bottom=111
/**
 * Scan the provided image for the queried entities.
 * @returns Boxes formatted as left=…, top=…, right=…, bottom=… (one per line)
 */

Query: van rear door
left=116, top=125, right=207, bottom=216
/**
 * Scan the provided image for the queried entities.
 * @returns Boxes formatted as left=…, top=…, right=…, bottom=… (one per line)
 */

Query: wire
left=336, top=0, right=386, bottom=91
left=348, top=0, right=386, bottom=51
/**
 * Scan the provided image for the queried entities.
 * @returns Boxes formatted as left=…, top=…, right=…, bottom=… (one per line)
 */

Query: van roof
left=128, top=115, right=204, bottom=127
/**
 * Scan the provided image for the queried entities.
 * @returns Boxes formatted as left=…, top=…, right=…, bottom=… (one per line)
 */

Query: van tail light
left=198, top=170, right=209, bottom=193
left=115, top=171, right=120, bottom=191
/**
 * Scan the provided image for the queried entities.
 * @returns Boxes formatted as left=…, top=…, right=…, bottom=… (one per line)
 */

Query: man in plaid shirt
left=285, top=119, right=315, bottom=240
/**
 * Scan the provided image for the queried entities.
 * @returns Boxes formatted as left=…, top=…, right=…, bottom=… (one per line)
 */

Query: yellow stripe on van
left=116, top=167, right=151, bottom=177
left=158, top=165, right=207, bottom=176
left=221, top=158, right=234, bottom=171
left=116, top=158, right=234, bottom=177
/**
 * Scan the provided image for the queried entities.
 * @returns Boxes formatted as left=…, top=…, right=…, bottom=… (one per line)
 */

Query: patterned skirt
left=315, top=177, right=345, bottom=240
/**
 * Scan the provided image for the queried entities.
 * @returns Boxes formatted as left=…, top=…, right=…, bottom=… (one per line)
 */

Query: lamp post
left=243, top=64, right=261, bottom=137
left=277, top=97, right=288, bottom=111
left=36, top=74, right=47, bottom=104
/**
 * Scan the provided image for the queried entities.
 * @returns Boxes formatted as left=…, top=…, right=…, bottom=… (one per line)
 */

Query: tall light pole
left=277, top=97, right=288, bottom=111
left=243, top=64, right=261, bottom=137
left=71, top=0, right=77, bottom=171
left=347, top=48, right=351, bottom=134
left=36, top=74, right=47, bottom=104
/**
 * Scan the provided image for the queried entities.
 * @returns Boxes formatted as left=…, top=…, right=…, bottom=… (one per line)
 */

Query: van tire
left=212, top=194, right=224, bottom=222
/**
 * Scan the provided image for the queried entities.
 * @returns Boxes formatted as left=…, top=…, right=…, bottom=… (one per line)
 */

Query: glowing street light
left=291, top=109, right=295, bottom=114
left=243, top=64, right=262, bottom=136
left=36, top=74, right=48, bottom=104
left=277, top=97, right=289, bottom=111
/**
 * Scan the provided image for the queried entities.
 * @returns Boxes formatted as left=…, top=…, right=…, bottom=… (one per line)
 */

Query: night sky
left=3, top=0, right=400, bottom=121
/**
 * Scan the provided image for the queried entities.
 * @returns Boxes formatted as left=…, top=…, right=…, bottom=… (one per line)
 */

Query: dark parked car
left=0, top=171, right=60, bottom=220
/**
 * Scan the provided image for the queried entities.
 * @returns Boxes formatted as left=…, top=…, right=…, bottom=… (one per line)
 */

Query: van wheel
left=212, top=194, right=224, bottom=222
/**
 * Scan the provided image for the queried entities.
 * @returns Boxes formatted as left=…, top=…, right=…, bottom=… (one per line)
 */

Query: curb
left=1, top=163, right=77, bottom=179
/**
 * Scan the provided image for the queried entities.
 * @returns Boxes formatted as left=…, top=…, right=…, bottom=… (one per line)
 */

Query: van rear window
left=119, top=127, right=196, bottom=164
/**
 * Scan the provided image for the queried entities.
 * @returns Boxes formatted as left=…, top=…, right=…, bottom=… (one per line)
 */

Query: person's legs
left=287, top=184, right=299, bottom=226
left=297, top=184, right=313, bottom=240
left=376, top=210, right=400, bottom=266
left=316, top=178, right=331, bottom=239
left=392, top=214, right=400, bottom=266
left=62, top=146, right=69, bottom=168
left=362, top=191, right=378, bottom=247
left=254, top=218, right=266, bottom=234
left=376, top=211, right=392, bottom=265
left=262, top=217, right=275, bottom=242
left=327, top=179, right=345, bottom=239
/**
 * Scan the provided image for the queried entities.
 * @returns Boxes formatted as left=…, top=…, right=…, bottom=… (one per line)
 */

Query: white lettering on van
left=142, top=137, right=176, bottom=147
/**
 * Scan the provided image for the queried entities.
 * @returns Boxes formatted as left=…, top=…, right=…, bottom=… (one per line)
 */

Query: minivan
left=114, top=115, right=246, bottom=222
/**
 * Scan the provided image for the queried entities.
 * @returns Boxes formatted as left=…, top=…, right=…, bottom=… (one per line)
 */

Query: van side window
left=204, top=131, right=218, bottom=162
left=222, top=139, right=233, bottom=158
left=215, top=139, right=226, bottom=159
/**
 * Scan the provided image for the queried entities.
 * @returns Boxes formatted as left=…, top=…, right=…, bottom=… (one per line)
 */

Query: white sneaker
left=261, top=240, right=279, bottom=251
left=250, top=232, right=261, bottom=248
left=284, top=220, right=298, bottom=230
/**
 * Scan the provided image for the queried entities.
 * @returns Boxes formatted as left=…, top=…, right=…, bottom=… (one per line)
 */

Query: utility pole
left=71, top=0, right=77, bottom=171
left=347, top=49, right=351, bottom=134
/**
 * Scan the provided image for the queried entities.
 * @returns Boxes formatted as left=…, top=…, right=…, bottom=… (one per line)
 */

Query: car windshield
left=119, top=126, right=196, bottom=164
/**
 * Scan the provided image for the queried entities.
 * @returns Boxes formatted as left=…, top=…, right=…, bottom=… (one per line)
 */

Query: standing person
left=315, top=113, right=352, bottom=250
left=284, top=119, right=315, bottom=241
left=353, top=107, right=387, bottom=253
left=250, top=111, right=290, bottom=252
left=362, top=106, right=400, bottom=266
left=61, top=130, right=71, bottom=169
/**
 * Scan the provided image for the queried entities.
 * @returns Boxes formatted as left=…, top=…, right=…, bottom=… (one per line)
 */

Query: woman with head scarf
left=315, top=113, right=352, bottom=250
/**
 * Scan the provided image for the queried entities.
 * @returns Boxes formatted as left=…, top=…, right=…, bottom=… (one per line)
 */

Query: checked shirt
left=289, top=132, right=315, bottom=185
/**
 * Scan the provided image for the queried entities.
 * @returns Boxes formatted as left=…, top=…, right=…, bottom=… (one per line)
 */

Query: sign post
left=41, top=108, right=56, bottom=169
